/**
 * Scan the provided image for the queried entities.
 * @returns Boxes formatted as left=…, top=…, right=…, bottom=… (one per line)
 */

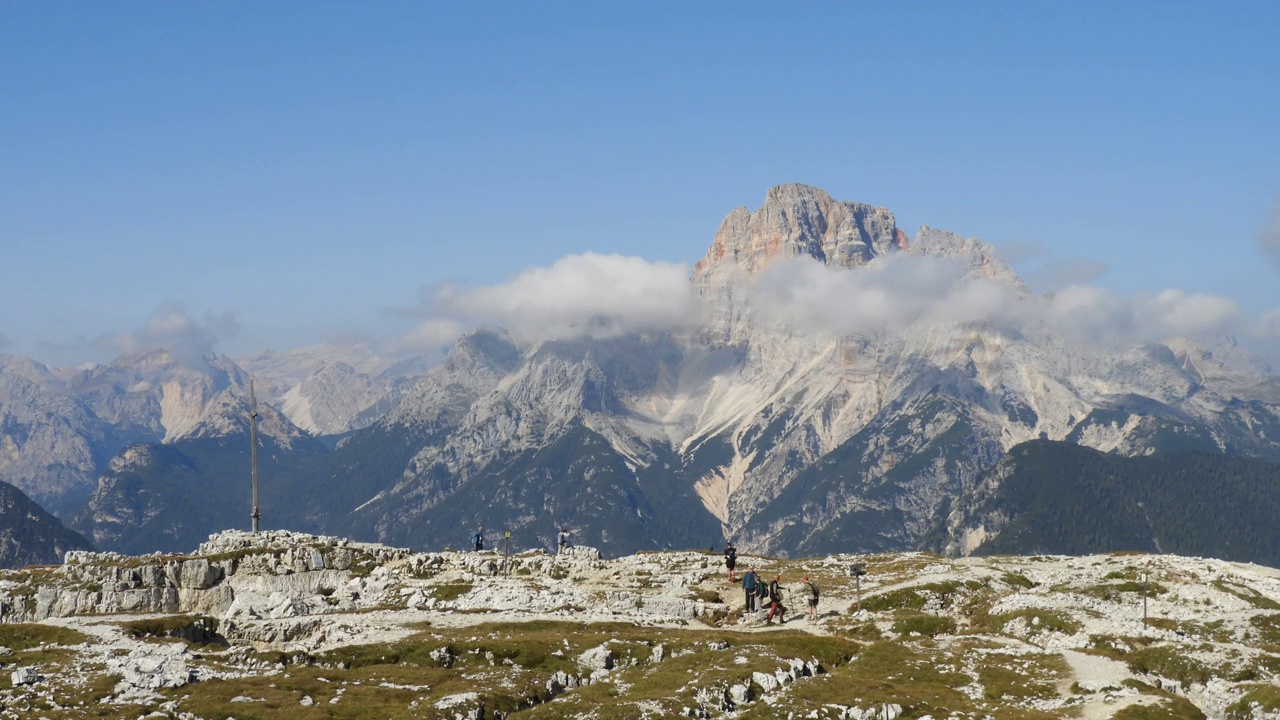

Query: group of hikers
left=726, top=541, right=820, bottom=624
left=471, top=527, right=574, bottom=554
left=468, top=531, right=819, bottom=624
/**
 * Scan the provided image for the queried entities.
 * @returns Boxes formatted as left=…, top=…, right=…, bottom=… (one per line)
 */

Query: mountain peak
left=694, top=184, right=902, bottom=283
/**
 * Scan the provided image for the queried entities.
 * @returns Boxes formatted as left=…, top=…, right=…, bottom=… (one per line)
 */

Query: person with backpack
left=557, top=527, right=572, bottom=554
left=724, top=541, right=738, bottom=582
left=473, top=527, right=485, bottom=552
left=765, top=574, right=785, bottom=625
left=802, top=575, right=820, bottom=620
left=741, top=566, right=758, bottom=612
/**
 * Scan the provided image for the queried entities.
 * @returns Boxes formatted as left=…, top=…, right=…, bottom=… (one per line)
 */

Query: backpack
left=757, top=582, right=769, bottom=599
left=807, top=581, right=819, bottom=599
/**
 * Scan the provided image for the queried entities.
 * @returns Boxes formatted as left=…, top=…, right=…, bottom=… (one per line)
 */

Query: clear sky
left=3, top=1, right=1279, bottom=366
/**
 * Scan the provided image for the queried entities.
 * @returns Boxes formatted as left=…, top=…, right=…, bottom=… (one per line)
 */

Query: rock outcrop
left=2, top=531, right=1280, bottom=719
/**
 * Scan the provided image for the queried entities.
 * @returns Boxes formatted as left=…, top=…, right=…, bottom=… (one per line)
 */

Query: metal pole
left=249, top=379, right=261, bottom=533
left=1143, top=571, right=1148, bottom=628
left=504, top=531, right=511, bottom=576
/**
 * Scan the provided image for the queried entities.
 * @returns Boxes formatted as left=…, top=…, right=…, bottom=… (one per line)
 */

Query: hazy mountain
left=0, top=349, right=255, bottom=515
left=236, top=344, right=430, bottom=435
left=68, top=388, right=325, bottom=554
left=0, top=477, right=92, bottom=568
left=0, top=356, right=116, bottom=514
left=65, top=348, right=249, bottom=442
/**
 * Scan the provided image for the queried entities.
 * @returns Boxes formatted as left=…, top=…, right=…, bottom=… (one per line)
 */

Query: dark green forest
left=927, top=440, right=1280, bottom=567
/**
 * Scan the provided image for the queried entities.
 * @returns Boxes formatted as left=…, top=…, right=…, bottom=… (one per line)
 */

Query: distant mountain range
left=3, top=184, right=1279, bottom=563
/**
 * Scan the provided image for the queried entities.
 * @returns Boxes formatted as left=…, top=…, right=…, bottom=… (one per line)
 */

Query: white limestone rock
left=9, top=666, right=41, bottom=686
left=577, top=643, right=615, bottom=672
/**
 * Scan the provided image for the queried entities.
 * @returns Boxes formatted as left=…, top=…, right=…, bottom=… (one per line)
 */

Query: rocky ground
left=1, top=530, right=1279, bottom=719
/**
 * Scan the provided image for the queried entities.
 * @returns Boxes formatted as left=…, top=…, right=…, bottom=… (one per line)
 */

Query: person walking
left=557, top=527, right=572, bottom=554
left=473, top=527, right=485, bottom=552
left=724, top=541, right=738, bottom=582
left=802, top=575, right=820, bottom=620
left=742, top=567, right=758, bottom=613
left=765, top=574, right=786, bottom=625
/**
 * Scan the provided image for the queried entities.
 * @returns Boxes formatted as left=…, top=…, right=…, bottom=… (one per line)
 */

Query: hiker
left=765, top=574, right=786, bottom=625
left=742, top=567, right=759, bottom=612
left=473, top=528, right=485, bottom=552
left=557, top=527, right=572, bottom=554
left=802, top=575, right=820, bottom=620
left=724, top=541, right=738, bottom=582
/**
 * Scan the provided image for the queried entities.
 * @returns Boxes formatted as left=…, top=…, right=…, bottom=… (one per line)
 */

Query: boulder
left=10, top=666, right=41, bottom=685
left=118, top=654, right=193, bottom=690
left=577, top=643, right=614, bottom=672
left=752, top=671, right=778, bottom=692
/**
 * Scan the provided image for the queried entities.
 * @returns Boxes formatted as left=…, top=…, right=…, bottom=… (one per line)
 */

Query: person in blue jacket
left=742, top=566, right=759, bottom=613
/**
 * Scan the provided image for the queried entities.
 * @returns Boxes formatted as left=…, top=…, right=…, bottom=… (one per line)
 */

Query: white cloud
left=393, top=318, right=469, bottom=356
left=1261, top=203, right=1280, bottom=273
left=107, top=302, right=240, bottom=364
left=750, top=254, right=1027, bottom=335
left=994, top=239, right=1047, bottom=265
left=417, top=253, right=703, bottom=343
left=1261, top=308, right=1280, bottom=337
left=744, top=253, right=1244, bottom=351
left=1041, top=286, right=1240, bottom=348
left=396, top=247, right=1265, bottom=371
left=1024, top=257, right=1108, bottom=291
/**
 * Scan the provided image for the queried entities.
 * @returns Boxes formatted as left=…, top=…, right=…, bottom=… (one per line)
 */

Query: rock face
left=694, top=183, right=901, bottom=279
left=0, top=478, right=91, bottom=568
left=279, top=361, right=391, bottom=436
left=0, top=530, right=726, bottom=633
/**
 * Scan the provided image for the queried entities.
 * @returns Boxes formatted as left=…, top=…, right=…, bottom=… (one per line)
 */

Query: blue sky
left=3, top=1, right=1278, bottom=366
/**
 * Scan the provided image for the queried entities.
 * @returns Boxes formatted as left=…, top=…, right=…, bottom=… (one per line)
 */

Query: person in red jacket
left=765, top=574, right=785, bottom=625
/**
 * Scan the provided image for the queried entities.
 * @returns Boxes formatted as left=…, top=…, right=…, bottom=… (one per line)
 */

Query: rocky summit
left=1, top=531, right=1279, bottom=719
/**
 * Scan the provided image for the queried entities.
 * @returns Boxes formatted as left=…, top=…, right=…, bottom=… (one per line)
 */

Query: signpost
left=850, top=562, right=868, bottom=613
left=504, top=531, right=512, bottom=576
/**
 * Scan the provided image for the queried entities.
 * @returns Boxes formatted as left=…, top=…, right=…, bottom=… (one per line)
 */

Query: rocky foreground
left=0, top=531, right=1278, bottom=719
